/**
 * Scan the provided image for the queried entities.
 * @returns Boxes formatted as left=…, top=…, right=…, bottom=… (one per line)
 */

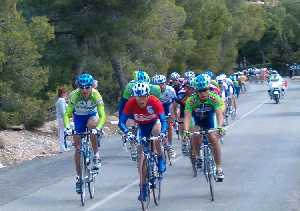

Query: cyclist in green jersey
left=64, top=73, right=106, bottom=193
left=184, top=74, right=225, bottom=181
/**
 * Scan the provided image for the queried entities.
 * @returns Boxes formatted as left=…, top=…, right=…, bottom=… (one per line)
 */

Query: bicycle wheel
left=164, top=148, right=172, bottom=166
left=152, top=174, right=162, bottom=206
left=208, top=149, right=216, bottom=201
left=88, top=171, right=95, bottom=199
left=208, top=171, right=215, bottom=201
left=152, top=156, right=162, bottom=206
left=140, top=159, right=150, bottom=211
left=190, top=156, right=197, bottom=178
left=80, top=153, right=87, bottom=206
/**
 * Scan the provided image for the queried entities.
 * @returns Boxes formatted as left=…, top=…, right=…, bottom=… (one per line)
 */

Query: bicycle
left=190, top=128, right=221, bottom=201
left=139, top=136, right=164, bottom=211
left=224, top=97, right=236, bottom=125
left=64, top=129, right=101, bottom=206
left=122, top=125, right=138, bottom=161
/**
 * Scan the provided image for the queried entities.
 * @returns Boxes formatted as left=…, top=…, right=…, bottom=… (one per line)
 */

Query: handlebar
left=64, top=130, right=102, bottom=140
left=192, top=128, right=220, bottom=136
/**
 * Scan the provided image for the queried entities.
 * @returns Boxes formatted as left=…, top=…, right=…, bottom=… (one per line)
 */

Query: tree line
left=0, top=0, right=299, bottom=129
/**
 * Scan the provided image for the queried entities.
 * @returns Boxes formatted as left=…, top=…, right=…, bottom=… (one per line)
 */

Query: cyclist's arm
left=118, top=97, right=128, bottom=117
left=63, top=104, right=74, bottom=128
left=183, top=110, right=191, bottom=131
left=184, top=98, right=192, bottom=131
left=216, top=109, right=224, bottom=127
left=96, top=104, right=106, bottom=129
left=118, top=113, right=129, bottom=134
left=159, top=113, right=168, bottom=134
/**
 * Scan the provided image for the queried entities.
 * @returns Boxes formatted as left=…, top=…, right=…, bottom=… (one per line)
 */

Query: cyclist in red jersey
left=119, top=82, right=168, bottom=202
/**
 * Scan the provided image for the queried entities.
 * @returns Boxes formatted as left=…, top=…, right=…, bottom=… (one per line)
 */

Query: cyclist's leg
left=73, top=114, right=90, bottom=192
left=151, top=120, right=162, bottom=155
left=207, top=112, right=224, bottom=180
left=87, top=115, right=99, bottom=155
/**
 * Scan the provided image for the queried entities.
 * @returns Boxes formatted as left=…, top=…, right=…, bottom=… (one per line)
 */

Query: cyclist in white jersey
left=152, top=74, right=177, bottom=157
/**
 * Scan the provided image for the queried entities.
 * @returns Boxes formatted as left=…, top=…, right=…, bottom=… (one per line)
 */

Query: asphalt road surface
left=1, top=80, right=300, bottom=211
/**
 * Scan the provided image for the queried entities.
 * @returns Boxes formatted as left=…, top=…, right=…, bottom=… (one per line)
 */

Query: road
left=1, top=80, right=300, bottom=211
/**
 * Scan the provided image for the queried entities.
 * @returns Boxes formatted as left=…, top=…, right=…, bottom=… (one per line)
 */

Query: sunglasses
left=197, top=88, right=208, bottom=93
left=80, top=86, right=92, bottom=90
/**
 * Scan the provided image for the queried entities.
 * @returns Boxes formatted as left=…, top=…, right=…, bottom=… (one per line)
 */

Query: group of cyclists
left=62, top=68, right=248, bottom=203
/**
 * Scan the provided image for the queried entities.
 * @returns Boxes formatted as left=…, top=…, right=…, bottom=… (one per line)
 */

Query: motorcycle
left=272, top=88, right=281, bottom=104
left=269, top=81, right=282, bottom=104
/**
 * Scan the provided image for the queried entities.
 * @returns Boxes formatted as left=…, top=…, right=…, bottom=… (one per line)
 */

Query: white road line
left=85, top=156, right=183, bottom=211
left=225, top=98, right=268, bottom=130
left=86, top=98, right=268, bottom=211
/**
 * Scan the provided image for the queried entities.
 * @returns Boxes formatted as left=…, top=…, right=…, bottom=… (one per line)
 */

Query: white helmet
left=132, top=82, right=150, bottom=96
left=156, top=75, right=166, bottom=84
left=170, top=72, right=180, bottom=80
left=184, top=71, right=195, bottom=80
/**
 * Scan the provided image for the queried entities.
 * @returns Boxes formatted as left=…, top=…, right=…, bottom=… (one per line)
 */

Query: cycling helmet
left=184, top=71, right=195, bottom=79
left=156, top=75, right=166, bottom=84
left=203, top=69, right=214, bottom=78
left=133, top=70, right=150, bottom=83
left=193, top=74, right=210, bottom=91
left=132, top=82, right=150, bottom=97
left=151, top=74, right=159, bottom=84
left=203, top=73, right=211, bottom=82
left=170, top=72, right=180, bottom=81
left=78, top=73, right=94, bottom=87
left=271, top=70, right=278, bottom=74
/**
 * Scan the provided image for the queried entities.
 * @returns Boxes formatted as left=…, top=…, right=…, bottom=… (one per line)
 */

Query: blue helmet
left=133, top=70, right=150, bottom=83
left=78, top=73, right=94, bottom=87
left=193, top=74, right=210, bottom=91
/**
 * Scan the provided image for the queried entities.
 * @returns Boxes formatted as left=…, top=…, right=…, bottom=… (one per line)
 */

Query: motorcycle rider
left=267, top=70, right=284, bottom=99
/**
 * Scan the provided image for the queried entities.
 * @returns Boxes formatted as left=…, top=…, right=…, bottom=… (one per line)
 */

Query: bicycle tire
left=208, top=168, right=215, bottom=201
left=164, top=148, right=172, bottom=166
left=80, top=153, right=87, bottom=206
left=191, top=156, right=197, bottom=177
left=140, top=158, right=150, bottom=211
left=88, top=171, right=95, bottom=199
left=152, top=174, right=162, bottom=206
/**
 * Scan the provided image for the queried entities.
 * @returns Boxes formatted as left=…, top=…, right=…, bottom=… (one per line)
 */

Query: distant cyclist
left=152, top=74, right=177, bottom=157
left=64, top=73, right=106, bottom=193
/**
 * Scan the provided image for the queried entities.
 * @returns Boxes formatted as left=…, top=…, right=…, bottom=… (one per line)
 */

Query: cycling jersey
left=160, top=85, right=176, bottom=104
left=209, top=84, right=221, bottom=96
left=185, top=92, right=223, bottom=129
left=64, top=88, right=106, bottom=129
left=119, top=95, right=168, bottom=135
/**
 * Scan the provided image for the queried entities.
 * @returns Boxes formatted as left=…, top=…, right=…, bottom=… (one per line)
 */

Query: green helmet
left=132, top=70, right=150, bottom=83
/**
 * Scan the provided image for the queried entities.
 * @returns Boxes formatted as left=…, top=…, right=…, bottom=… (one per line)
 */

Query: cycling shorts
left=163, top=103, right=171, bottom=116
left=192, top=111, right=217, bottom=130
left=179, top=103, right=185, bottom=118
left=137, top=120, right=159, bottom=148
left=73, top=112, right=97, bottom=133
